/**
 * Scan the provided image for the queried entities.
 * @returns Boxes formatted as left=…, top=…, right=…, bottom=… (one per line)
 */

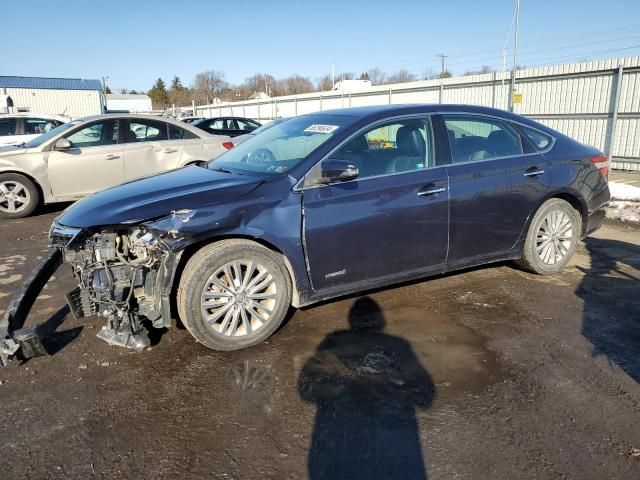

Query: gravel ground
left=0, top=207, right=639, bottom=480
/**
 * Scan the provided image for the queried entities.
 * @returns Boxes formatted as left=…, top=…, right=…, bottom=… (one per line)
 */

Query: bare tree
left=462, top=65, right=494, bottom=76
left=316, top=74, right=334, bottom=91
left=193, top=70, right=228, bottom=104
left=279, top=75, right=315, bottom=95
left=367, top=68, right=386, bottom=85
left=386, top=70, right=418, bottom=84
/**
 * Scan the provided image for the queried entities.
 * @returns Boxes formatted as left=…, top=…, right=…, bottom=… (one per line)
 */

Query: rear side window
left=444, top=115, right=522, bottom=163
left=127, top=120, right=168, bottom=143
left=169, top=125, right=197, bottom=140
left=0, top=118, right=17, bottom=136
left=520, top=125, right=553, bottom=151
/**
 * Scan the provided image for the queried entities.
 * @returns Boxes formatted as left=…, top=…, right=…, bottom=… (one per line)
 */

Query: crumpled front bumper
left=0, top=249, right=62, bottom=367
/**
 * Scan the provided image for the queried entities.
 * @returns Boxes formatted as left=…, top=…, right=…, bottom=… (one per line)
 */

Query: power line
left=369, top=25, right=640, bottom=72
left=436, top=54, right=448, bottom=75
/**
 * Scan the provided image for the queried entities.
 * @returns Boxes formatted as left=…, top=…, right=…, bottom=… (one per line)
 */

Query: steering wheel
left=247, top=148, right=276, bottom=164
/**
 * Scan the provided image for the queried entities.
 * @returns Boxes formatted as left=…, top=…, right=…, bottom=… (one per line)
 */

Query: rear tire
left=515, top=198, right=581, bottom=275
left=177, top=239, right=292, bottom=351
left=0, top=173, right=40, bottom=219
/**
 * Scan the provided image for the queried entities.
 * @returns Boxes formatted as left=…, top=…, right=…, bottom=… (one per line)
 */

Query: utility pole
left=331, top=64, right=335, bottom=89
left=510, top=0, right=521, bottom=111
left=436, top=54, right=448, bottom=77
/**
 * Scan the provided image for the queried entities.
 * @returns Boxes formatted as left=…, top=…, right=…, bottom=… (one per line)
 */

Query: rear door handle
left=163, top=148, right=178, bottom=153
left=417, top=185, right=446, bottom=197
left=105, top=154, right=120, bottom=160
left=524, top=168, right=545, bottom=177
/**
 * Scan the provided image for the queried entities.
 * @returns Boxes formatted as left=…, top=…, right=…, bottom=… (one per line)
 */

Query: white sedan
left=0, top=114, right=233, bottom=218
left=0, top=113, right=70, bottom=147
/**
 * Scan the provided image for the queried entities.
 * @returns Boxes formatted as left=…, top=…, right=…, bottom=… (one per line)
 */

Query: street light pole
left=510, top=0, right=521, bottom=111
left=436, top=54, right=448, bottom=77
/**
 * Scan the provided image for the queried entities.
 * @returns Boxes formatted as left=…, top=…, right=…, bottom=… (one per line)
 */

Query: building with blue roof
left=0, top=76, right=104, bottom=117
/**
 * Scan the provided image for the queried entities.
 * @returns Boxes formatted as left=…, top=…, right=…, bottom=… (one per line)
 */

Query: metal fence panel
left=195, top=56, right=640, bottom=170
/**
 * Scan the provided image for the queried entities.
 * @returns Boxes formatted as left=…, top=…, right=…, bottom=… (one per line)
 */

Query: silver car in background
left=0, top=114, right=233, bottom=218
left=0, top=113, right=71, bottom=147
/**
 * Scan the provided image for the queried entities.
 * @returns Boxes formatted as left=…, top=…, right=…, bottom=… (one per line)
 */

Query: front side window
left=208, top=114, right=354, bottom=176
left=24, top=118, right=59, bottom=135
left=65, top=120, right=119, bottom=148
left=209, top=119, right=225, bottom=130
left=326, top=117, right=434, bottom=179
left=444, top=115, right=522, bottom=163
left=0, top=118, right=17, bottom=136
left=127, top=120, right=168, bottom=142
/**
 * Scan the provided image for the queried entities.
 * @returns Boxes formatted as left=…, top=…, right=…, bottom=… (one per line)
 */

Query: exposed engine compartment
left=62, top=228, right=173, bottom=351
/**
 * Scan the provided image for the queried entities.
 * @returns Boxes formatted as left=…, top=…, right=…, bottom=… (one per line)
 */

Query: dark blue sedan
left=50, top=104, right=610, bottom=352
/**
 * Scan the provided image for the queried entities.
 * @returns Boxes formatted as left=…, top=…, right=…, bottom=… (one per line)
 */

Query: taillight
left=591, top=155, right=609, bottom=178
left=222, top=141, right=234, bottom=150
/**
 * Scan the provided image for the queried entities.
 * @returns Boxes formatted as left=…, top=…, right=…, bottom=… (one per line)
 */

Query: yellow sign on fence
left=512, top=92, right=523, bottom=104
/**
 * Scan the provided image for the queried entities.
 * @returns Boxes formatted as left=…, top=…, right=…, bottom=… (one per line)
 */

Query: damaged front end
left=49, top=219, right=184, bottom=352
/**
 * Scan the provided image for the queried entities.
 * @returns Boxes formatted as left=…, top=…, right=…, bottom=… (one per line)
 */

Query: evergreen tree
left=147, top=78, right=169, bottom=108
left=171, top=76, right=184, bottom=91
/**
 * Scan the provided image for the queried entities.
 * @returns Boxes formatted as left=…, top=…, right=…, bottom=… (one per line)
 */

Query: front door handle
left=417, top=185, right=446, bottom=197
left=524, top=167, right=545, bottom=177
left=105, top=154, right=120, bottom=160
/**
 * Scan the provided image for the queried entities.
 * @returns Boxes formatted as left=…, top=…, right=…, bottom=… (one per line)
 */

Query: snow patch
left=606, top=182, right=640, bottom=223
left=609, top=182, right=640, bottom=202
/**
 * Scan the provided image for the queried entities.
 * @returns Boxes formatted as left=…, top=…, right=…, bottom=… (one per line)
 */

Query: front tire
left=0, top=173, right=40, bottom=219
left=177, top=240, right=292, bottom=350
left=516, top=198, right=581, bottom=275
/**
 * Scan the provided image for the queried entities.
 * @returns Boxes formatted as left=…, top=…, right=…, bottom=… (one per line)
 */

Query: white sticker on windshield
left=304, top=124, right=339, bottom=134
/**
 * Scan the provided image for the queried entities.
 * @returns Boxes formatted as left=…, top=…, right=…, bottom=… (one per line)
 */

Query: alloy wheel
left=535, top=210, right=574, bottom=265
left=0, top=180, right=30, bottom=214
left=200, top=260, right=278, bottom=337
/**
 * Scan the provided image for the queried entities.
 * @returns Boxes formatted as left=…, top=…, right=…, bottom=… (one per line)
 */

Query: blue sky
left=2, top=0, right=639, bottom=91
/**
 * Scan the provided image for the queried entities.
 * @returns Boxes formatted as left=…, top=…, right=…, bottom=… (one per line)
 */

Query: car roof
left=0, top=112, right=71, bottom=121
left=305, top=104, right=539, bottom=125
left=71, top=113, right=212, bottom=136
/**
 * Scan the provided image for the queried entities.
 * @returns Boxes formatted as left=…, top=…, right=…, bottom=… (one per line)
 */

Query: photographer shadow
left=298, top=296, right=435, bottom=480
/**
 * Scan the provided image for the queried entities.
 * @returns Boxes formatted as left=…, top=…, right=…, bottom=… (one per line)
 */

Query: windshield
left=250, top=118, right=287, bottom=135
left=208, top=114, right=355, bottom=176
left=23, top=121, right=79, bottom=148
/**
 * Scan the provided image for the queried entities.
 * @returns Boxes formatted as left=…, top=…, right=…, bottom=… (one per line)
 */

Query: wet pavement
left=0, top=207, right=639, bottom=479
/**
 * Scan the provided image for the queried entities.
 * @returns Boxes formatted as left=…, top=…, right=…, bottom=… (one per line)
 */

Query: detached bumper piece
left=0, top=249, right=62, bottom=367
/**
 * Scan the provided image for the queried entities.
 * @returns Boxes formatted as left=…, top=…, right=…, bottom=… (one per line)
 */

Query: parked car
left=180, top=116, right=204, bottom=124
left=0, top=114, right=233, bottom=218
left=0, top=113, right=70, bottom=147
left=49, top=104, right=610, bottom=353
left=232, top=117, right=288, bottom=146
left=192, top=116, right=262, bottom=137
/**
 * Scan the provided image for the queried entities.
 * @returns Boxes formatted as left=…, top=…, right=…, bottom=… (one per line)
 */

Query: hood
left=57, top=165, right=263, bottom=228
left=0, top=145, right=28, bottom=157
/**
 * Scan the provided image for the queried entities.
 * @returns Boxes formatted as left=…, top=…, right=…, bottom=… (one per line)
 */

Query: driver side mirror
left=54, top=138, right=71, bottom=151
left=319, top=159, right=359, bottom=184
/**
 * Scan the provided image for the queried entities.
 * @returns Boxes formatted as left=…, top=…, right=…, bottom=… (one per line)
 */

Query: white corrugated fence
left=195, top=56, right=640, bottom=171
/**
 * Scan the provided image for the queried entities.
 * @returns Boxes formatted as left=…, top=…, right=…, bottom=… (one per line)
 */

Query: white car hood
left=0, top=145, right=29, bottom=157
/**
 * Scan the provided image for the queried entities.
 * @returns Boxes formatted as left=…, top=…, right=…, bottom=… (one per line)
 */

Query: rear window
left=521, top=125, right=553, bottom=151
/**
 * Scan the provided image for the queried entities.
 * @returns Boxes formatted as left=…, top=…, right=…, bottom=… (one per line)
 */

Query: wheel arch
left=0, top=169, right=47, bottom=206
left=173, top=234, right=303, bottom=308
left=518, top=189, right=589, bottom=247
